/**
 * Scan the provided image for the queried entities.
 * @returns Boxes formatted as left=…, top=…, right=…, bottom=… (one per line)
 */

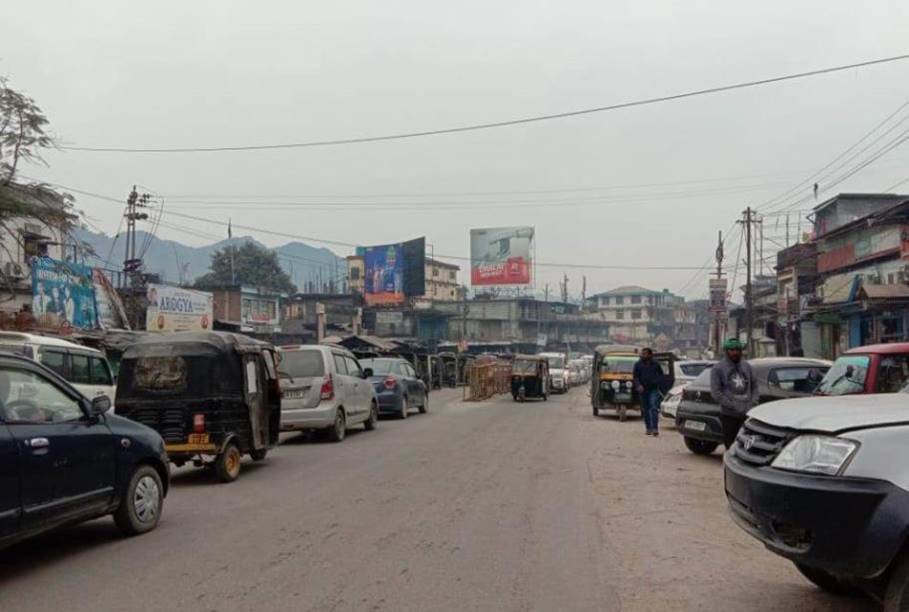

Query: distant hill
left=75, top=228, right=346, bottom=291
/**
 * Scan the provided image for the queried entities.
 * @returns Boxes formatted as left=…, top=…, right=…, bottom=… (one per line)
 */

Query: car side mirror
left=363, top=368, right=373, bottom=378
left=90, top=395, right=111, bottom=416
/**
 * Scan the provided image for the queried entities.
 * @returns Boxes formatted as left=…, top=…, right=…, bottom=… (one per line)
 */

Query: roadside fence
left=463, top=361, right=512, bottom=401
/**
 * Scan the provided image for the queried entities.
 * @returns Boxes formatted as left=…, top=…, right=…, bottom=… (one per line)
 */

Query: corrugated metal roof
left=859, top=283, right=909, bottom=300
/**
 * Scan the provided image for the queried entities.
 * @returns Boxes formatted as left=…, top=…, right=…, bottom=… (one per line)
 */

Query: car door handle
left=26, top=437, right=49, bottom=449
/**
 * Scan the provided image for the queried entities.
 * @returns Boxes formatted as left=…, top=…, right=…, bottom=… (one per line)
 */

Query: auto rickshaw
left=591, top=345, right=674, bottom=421
left=115, top=332, right=281, bottom=483
left=511, top=354, right=550, bottom=401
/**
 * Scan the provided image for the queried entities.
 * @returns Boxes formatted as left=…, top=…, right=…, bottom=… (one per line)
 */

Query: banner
left=145, top=284, right=213, bottom=332
left=364, top=237, right=425, bottom=306
left=31, top=257, right=98, bottom=329
left=708, top=278, right=728, bottom=313
left=92, top=269, right=130, bottom=330
left=470, top=227, right=533, bottom=286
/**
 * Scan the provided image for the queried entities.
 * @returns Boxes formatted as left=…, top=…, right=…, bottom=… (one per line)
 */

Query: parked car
left=277, top=345, right=377, bottom=441
left=540, top=352, right=569, bottom=393
left=815, top=342, right=909, bottom=396
left=0, top=352, right=168, bottom=550
left=359, top=357, right=428, bottom=418
left=675, top=357, right=830, bottom=455
left=724, top=392, right=909, bottom=609
left=567, top=361, right=582, bottom=386
left=0, top=331, right=117, bottom=409
left=661, top=360, right=716, bottom=419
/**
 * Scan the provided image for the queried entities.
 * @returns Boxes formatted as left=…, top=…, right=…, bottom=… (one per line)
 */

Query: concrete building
left=587, top=286, right=697, bottom=350
left=346, top=255, right=365, bottom=295
left=424, top=258, right=460, bottom=300
left=211, top=285, right=283, bottom=335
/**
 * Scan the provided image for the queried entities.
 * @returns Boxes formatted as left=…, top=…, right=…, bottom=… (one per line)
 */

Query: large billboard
left=470, top=226, right=534, bottom=286
left=31, top=257, right=98, bottom=329
left=145, top=284, right=213, bottom=332
left=363, top=237, right=425, bottom=306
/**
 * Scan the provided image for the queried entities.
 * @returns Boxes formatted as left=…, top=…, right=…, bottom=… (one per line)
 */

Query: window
left=71, top=353, right=91, bottom=384
left=769, top=367, right=828, bottom=393
left=616, top=311, right=625, bottom=320
left=134, top=356, right=188, bottom=391
left=280, top=350, right=325, bottom=378
left=631, top=309, right=642, bottom=320
left=350, top=268, right=360, bottom=280
left=433, top=268, right=439, bottom=277
left=90, top=357, right=113, bottom=385
left=631, top=295, right=642, bottom=304
left=39, top=349, right=66, bottom=377
left=449, top=270, right=456, bottom=280
left=614, top=296, right=624, bottom=305
left=344, top=356, right=363, bottom=378
left=877, top=355, right=909, bottom=393
left=333, top=354, right=349, bottom=375
left=0, top=368, right=83, bottom=423
left=816, top=355, right=870, bottom=395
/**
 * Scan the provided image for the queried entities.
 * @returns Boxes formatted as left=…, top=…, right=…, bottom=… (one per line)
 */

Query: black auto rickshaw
left=511, top=354, right=551, bottom=401
left=115, top=332, right=281, bottom=483
left=591, top=345, right=674, bottom=421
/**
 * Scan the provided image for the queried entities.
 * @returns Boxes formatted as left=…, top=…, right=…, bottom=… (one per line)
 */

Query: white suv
left=277, top=345, right=378, bottom=442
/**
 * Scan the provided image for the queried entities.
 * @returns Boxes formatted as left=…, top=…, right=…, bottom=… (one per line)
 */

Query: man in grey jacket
left=710, top=338, right=760, bottom=447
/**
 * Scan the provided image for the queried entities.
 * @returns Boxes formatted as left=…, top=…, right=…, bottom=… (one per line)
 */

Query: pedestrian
left=633, top=348, right=664, bottom=437
left=710, top=338, right=760, bottom=448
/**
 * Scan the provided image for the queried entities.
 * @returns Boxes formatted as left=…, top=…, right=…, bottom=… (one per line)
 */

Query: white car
left=0, top=331, right=117, bottom=408
left=540, top=352, right=569, bottom=393
left=660, top=383, right=686, bottom=418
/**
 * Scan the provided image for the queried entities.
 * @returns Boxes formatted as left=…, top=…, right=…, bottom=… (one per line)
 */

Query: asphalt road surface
left=0, top=388, right=876, bottom=611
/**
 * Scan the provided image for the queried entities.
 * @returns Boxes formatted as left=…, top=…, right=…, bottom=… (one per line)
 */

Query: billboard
left=708, top=278, right=728, bottom=313
left=470, top=227, right=533, bottom=286
left=93, top=269, right=130, bottom=330
left=31, top=257, right=98, bottom=329
left=363, top=237, right=425, bottom=306
left=145, top=284, right=213, bottom=332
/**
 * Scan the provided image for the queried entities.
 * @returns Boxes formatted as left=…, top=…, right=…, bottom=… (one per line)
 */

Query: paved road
left=0, top=388, right=876, bottom=611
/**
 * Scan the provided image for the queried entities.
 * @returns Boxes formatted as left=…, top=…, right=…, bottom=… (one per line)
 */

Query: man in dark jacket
left=710, top=338, right=760, bottom=447
left=633, top=348, right=665, bottom=436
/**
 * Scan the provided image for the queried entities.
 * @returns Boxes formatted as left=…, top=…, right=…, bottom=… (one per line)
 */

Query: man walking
left=633, top=348, right=664, bottom=437
left=710, top=339, right=760, bottom=448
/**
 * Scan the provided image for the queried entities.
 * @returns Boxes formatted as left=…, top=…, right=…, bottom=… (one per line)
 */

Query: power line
left=59, top=53, right=909, bottom=154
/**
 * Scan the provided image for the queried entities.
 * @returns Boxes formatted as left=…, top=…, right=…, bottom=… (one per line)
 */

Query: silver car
left=277, top=345, right=378, bottom=442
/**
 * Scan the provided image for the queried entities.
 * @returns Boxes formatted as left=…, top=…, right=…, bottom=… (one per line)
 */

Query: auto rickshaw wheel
left=618, top=405, right=627, bottom=422
left=215, top=442, right=242, bottom=483
left=250, top=448, right=268, bottom=461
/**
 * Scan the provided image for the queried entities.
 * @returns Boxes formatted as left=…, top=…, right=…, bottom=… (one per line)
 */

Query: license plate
left=283, top=389, right=308, bottom=399
left=684, top=420, right=707, bottom=432
left=614, top=393, right=631, bottom=402
left=187, top=433, right=210, bottom=445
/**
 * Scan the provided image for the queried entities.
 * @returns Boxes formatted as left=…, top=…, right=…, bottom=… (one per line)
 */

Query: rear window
left=680, top=363, right=712, bottom=377
left=512, top=359, right=538, bottom=375
left=279, top=350, right=325, bottom=378
left=360, top=359, right=397, bottom=375
left=134, top=356, right=188, bottom=391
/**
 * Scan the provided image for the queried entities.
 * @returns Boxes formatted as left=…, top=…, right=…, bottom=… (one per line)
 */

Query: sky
left=3, top=0, right=909, bottom=300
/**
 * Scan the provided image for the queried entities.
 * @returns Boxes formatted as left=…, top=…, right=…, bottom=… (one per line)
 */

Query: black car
left=0, top=353, right=169, bottom=550
left=674, top=357, right=830, bottom=455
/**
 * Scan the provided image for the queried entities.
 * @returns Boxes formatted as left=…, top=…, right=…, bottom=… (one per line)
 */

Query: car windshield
left=359, top=359, right=397, bottom=375
left=545, top=356, right=565, bottom=369
left=601, top=357, right=636, bottom=374
left=816, top=355, right=870, bottom=395
left=279, top=350, right=325, bottom=378
left=512, top=359, right=539, bottom=375
left=680, top=363, right=712, bottom=377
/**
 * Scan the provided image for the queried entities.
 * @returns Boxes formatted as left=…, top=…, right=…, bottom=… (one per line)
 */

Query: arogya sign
left=145, top=284, right=213, bottom=332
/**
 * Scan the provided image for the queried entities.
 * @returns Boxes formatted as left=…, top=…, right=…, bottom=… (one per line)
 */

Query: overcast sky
left=4, top=1, right=909, bottom=299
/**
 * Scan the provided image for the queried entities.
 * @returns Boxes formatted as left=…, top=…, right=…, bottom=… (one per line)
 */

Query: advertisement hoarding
left=93, top=269, right=130, bottom=330
left=145, top=284, right=213, bottom=332
left=708, top=278, right=728, bottom=313
left=364, top=237, right=425, bottom=306
left=241, top=295, right=279, bottom=327
left=470, top=227, right=533, bottom=286
left=31, top=257, right=98, bottom=329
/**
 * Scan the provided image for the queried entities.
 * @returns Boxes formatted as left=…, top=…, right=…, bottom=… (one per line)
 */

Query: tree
left=194, top=241, right=296, bottom=294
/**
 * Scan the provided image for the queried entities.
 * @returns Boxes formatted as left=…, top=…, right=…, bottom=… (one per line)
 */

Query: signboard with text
left=363, top=237, right=426, bottom=306
left=470, top=226, right=533, bottom=286
left=145, top=284, right=213, bottom=332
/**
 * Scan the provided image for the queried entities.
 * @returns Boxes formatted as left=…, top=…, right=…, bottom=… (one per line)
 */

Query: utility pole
left=711, top=230, right=725, bottom=357
left=743, top=207, right=754, bottom=356
left=123, top=186, right=150, bottom=287
left=581, top=275, right=587, bottom=311
left=561, top=273, right=568, bottom=303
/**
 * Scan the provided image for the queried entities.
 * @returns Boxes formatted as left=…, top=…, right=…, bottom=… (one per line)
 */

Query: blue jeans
left=641, top=389, right=661, bottom=432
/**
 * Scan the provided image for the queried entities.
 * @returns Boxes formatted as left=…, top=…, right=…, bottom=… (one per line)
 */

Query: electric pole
left=743, top=207, right=754, bottom=356
left=712, top=230, right=725, bottom=357
left=123, top=186, right=150, bottom=287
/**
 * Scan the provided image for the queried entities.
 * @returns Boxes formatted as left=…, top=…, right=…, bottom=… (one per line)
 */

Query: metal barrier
left=463, top=362, right=512, bottom=401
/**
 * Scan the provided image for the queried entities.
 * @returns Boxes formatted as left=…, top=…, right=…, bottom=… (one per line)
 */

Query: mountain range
left=74, top=228, right=346, bottom=291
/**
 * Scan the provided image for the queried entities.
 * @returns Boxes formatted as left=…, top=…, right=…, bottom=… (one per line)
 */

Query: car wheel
left=683, top=437, right=719, bottom=456
left=215, top=442, right=242, bottom=482
left=885, top=551, right=909, bottom=610
left=327, top=409, right=347, bottom=442
left=250, top=448, right=268, bottom=461
left=114, top=465, right=164, bottom=535
left=419, top=394, right=428, bottom=414
left=399, top=397, right=409, bottom=419
left=795, top=563, right=858, bottom=596
left=364, top=402, right=378, bottom=430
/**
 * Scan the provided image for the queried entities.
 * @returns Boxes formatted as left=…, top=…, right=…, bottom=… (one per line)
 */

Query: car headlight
left=624, top=381, right=633, bottom=389
left=770, top=435, right=858, bottom=476
left=611, top=380, right=620, bottom=390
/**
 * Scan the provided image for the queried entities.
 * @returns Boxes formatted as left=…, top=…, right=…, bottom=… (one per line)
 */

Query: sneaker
left=653, top=431, right=660, bottom=437
left=645, top=430, right=653, bottom=436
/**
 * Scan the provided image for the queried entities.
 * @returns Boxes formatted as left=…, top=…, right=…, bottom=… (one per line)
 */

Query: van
left=0, top=332, right=117, bottom=405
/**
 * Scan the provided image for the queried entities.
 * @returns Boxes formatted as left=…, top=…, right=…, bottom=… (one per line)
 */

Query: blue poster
left=364, top=243, right=404, bottom=305
left=31, top=257, right=98, bottom=329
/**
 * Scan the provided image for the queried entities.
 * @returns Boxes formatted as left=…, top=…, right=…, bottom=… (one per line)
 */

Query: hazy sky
left=4, top=1, right=909, bottom=299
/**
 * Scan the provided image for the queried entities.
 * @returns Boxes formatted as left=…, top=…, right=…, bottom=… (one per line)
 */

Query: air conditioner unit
left=4, top=262, right=24, bottom=279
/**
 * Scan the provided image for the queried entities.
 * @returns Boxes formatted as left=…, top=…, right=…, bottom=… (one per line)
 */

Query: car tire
left=215, top=442, right=242, bottom=482
left=399, top=397, right=409, bottom=419
left=795, top=563, right=858, bottom=597
left=683, top=437, right=719, bottom=455
left=114, top=464, right=164, bottom=535
left=250, top=448, right=268, bottom=461
left=364, top=402, right=378, bottom=430
left=327, top=409, right=347, bottom=442
left=419, top=394, right=428, bottom=414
